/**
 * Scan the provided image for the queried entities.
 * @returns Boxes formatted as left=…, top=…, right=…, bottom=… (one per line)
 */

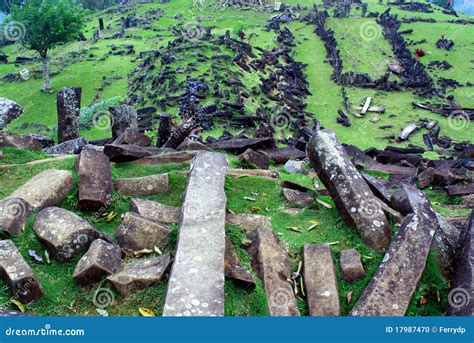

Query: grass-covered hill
left=0, top=0, right=472, bottom=317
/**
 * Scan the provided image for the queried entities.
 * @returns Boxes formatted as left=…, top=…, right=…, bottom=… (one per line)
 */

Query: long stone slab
left=350, top=206, right=438, bottom=316
left=248, top=226, right=300, bottom=316
left=307, top=130, right=390, bottom=251
left=7, top=169, right=74, bottom=210
left=77, top=148, right=112, bottom=211
left=302, top=244, right=340, bottom=316
left=163, top=152, right=228, bottom=316
left=0, top=240, right=44, bottom=303
left=115, top=174, right=169, bottom=196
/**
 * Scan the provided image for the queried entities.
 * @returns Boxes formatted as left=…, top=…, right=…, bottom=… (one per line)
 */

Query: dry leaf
left=346, top=291, right=354, bottom=304
left=11, top=299, right=25, bottom=313
left=287, top=226, right=302, bottom=233
left=134, top=248, right=154, bottom=257
left=419, top=296, right=428, bottom=305
left=106, top=211, right=117, bottom=222
left=153, top=246, right=163, bottom=255
left=316, top=199, right=332, bottom=209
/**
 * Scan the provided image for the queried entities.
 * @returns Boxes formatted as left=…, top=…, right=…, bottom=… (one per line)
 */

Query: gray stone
left=0, top=132, right=53, bottom=150
left=237, top=149, right=270, bottom=170
left=129, top=199, right=180, bottom=224
left=33, top=207, right=106, bottom=262
left=0, top=198, right=33, bottom=236
left=77, top=148, right=112, bottom=211
left=115, top=212, right=171, bottom=252
left=133, top=151, right=198, bottom=165
left=110, top=105, right=138, bottom=139
left=112, top=127, right=150, bottom=147
left=7, top=169, right=74, bottom=210
left=350, top=208, right=438, bottom=316
left=447, top=212, right=473, bottom=316
left=284, top=160, right=306, bottom=174
left=57, top=87, right=81, bottom=143
left=248, top=226, right=300, bottom=316
left=302, top=243, right=340, bottom=316
left=177, top=140, right=213, bottom=152
left=163, top=152, right=228, bottom=316
left=226, top=213, right=271, bottom=231
left=73, top=239, right=122, bottom=286
left=207, top=137, right=275, bottom=154
left=108, top=252, right=171, bottom=298
left=257, top=147, right=306, bottom=164
left=0, top=240, right=44, bottom=303
left=115, top=174, right=169, bottom=196
left=0, top=97, right=23, bottom=129
left=340, top=249, right=365, bottom=282
left=225, top=236, right=255, bottom=288
left=283, top=188, right=315, bottom=207
left=307, top=129, right=391, bottom=251
left=43, top=137, right=88, bottom=155
left=104, top=144, right=153, bottom=163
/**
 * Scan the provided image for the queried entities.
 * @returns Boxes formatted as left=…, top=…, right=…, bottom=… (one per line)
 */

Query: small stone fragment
left=340, top=249, right=366, bottom=282
left=0, top=198, right=33, bottom=236
left=129, top=198, right=180, bottom=224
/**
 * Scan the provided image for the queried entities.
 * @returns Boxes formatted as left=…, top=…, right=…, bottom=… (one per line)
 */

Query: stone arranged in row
left=0, top=240, right=44, bottom=303
left=115, top=173, right=169, bottom=196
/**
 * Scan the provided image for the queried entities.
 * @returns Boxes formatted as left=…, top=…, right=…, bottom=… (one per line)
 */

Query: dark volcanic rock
left=33, top=207, right=106, bottom=261
left=73, top=239, right=122, bottom=286
left=238, top=148, right=270, bottom=169
left=340, top=249, right=366, bottom=282
left=0, top=198, right=33, bottom=236
left=0, top=98, right=24, bottom=129
left=0, top=132, right=53, bottom=150
left=257, top=146, right=307, bottom=164
left=307, top=129, right=391, bottom=251
left=283, top=188, right=315, bottom=207
left=77, top=148, right=112, bottom=211
left=104, top=144, right=153, bottom=162
left=248, top=225, right=300, bottom=316
left=207, top=137, right=276, bottom=154
left=302, top=243, right=340, bottom=316
left=225, top=236, right=255, bottom=288
left=0, top=240, right=44, bottom=303
left=115, top=212, right=171, bottom=252
left=115, top=174, right=169, bottom=196
left=57, top=87, right=81, bottom=143
left=112, top=127, right=151, bottom=147
left=129, top=198, right=180, bottom=224
left=110, top=105, right=138, bottom=139
left=108, top=252, right=171, bottom=298
left=7, top=169, right=74, bottom=210
left=43, top=137, right=88, bottom=155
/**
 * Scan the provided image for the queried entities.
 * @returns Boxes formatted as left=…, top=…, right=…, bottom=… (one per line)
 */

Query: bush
left=79, top=96, right=124, bottom=129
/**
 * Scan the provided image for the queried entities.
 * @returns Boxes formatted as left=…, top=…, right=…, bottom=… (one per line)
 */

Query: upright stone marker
left=57, top=87, right=81, bottom=143
left=110, top=105, right=138, bottom=139
left=307, top=129, right=390, bottom=251
left=163, top=152, right=228, bottom=316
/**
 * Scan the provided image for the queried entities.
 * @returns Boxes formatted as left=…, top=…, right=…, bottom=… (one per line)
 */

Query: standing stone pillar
left=99, top=18, right=104, bottom=31
left=361, top=3, right=368, bottom=16
left=156, top=114, right=171, bottom=147
left=57, top=87, right=81, bottom=143
left=110, top=105, right=138, bottom=139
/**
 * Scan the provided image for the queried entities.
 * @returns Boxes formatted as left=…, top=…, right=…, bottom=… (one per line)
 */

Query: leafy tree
left=8, top=0, right=85, bottom=92
left=0, top=0, right=23, bottom=14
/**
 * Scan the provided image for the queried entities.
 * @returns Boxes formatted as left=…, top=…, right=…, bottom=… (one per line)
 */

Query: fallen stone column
left=307, top=129, right=391, bottom=251
left=57, top=87, right=81, bottom=143
left=163, top=152, right=228, bottom=316
left=129, top=199, right=180, bottom=224
left=77, top=148, right=112, bottom=211
left=0, top=240, right=44, bottom=303
left=7, top=169, right=74, bottom=210
left=225, top=236, right=255, bottom=288
left=302, top=244, right=340, bottom=316
left=248, top=226, right=300, bottom=316
left=115, top=174, right=169, bottom=196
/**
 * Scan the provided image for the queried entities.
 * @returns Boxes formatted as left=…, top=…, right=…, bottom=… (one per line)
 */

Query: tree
left=9, top=0, right=85, bottom=92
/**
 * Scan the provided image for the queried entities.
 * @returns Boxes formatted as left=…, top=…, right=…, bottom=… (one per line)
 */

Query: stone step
left=163, top=152, right=228, bottom=317
left=302, top=244, right=340, bottom=316
left=7, top=169, right=74, bottom=210
left=0, top=240, right=44, bottom=303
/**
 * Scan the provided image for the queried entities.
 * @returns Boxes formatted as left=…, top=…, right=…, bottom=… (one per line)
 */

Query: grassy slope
left=0, top=0, right=472, bottom=316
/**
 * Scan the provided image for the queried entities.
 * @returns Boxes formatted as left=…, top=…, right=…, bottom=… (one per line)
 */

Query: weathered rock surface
left=112, top=127, right=150, bottom=147
left=77, top=148, right=112, bottom=211
left=225, top=236, right=255, bottom=288
left=7, top=169, right=74, bottom=210
left=133, top=151, right=197, bottom=165
left=0, top=198, right=33, bottom=236
left=115, top=212, right=171, bottom=252
left=0, top=132, right=53, bottom=150
left=43, top=137, right=88, bottom=155
left=177, top=140, right=213, bottom=152
left=108, top=252, right=171, bottom=298
left=284, top=160, right=306, bottom=174
left=104, top=143, right=154, bottom=163
left=57, top=87, right=81, bottom=143
left=0, top=98, right=23, bottom=129
left=226, top=213, right=271, bottom=231
left=307, top=129, right=391, bottom=251
left=0, top=240, right=44, bottom=303
left=33, top=207, right=105, bottom=261
left=302, top=244, right=340, bottom=316
left=447, top=212, right=473, bottom=316
left=248, top=226, right=300, bottom=316
left=129, top=198, right=180, bottom=224
left=257, top=147, right=306, bottom=164
left=238, top=149, right=270, bottom=169
left=115, top=174, right=169, bottom=196
left=350, top=208, right=438, bottom=316
left=163, top=152, right=228, bottom=316
left=73, top=239, right=122, bottom=286
left=340, top=249, right=365, bottom=282
left=110, top=105, right=138, bottom=139
left=0, top=309, right=28, bottom=316
left=207, top=137, right=276, bottom=154
left=283, top=188, right=315, bottom=207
